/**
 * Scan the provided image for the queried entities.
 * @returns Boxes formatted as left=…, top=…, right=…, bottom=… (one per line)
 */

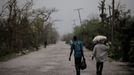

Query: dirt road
left=0, top=41, right=134, bottom=75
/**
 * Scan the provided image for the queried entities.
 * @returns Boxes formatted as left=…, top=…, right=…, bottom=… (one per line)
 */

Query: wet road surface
left=0, top=41, right=134, bottom=75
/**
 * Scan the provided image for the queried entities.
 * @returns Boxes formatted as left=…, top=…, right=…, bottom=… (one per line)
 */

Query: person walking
left=92, top=39, right=109, bottom=75
left=69, top=36, right=85, bottom=75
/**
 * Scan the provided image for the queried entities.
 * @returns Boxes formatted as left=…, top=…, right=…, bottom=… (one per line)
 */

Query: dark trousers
left=75, top=57, right=82, bottom=75
left=96, top=62, right=103, bottom=75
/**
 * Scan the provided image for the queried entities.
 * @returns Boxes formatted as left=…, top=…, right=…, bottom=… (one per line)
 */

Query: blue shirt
left=71, top=40, right=83, bottom=58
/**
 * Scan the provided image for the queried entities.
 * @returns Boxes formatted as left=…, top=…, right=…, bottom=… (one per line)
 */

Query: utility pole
left=74, top=8, right=83, bottom=25
left=74, top=8, right=84, bottom=41
left=112, top=0, right=115, bottom=43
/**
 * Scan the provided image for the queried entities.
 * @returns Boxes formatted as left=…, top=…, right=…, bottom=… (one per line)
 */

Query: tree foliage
left=73, top=0, right=134, bottom=62
left=0, top=0, right=59, bottom=57
left=62, top=33, right=73, bottom=44
left=74, top=18, right=106, bottom=49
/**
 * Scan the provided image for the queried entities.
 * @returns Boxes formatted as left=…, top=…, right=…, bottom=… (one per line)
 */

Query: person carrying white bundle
left=92, top=35, right=110, bottom=75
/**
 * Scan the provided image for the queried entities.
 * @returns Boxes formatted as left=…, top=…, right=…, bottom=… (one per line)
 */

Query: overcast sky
left=0, top=0, right=134, bottom=35
left=32, top=0, right=134, bottom=35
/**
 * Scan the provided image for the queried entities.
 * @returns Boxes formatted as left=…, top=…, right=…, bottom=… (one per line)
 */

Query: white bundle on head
left=93, top=35, right=107, bottom=43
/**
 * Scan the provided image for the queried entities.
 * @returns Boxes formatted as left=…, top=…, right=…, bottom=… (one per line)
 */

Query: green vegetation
left=62, top=0, right=134, bottom=62
left=73, top=16, right=134, bottom=62
left=62, top=33, right=73, bottom=44
left=0, top=0, right=59, bottom=59
left=73, top=19, right=106, bottom=49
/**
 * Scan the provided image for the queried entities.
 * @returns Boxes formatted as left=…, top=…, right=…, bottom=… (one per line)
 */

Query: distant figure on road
left=92, top=39, right=109, bottom=75
left=44, top=41, right=47, bottom=48
left=69, top=36, right=85, bottom=75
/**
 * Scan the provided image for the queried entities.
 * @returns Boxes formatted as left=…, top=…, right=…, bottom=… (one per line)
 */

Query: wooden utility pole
left=112, top=0, right=115, bottom=43
left=74, top=8, right=84, bottom=41
left=74, top=8, right=83, bottom=25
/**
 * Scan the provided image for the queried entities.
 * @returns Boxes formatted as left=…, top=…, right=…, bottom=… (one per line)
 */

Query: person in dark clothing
left=44, top=41, right=47, bottom=48
left=69, top=36, right=85, bottom=75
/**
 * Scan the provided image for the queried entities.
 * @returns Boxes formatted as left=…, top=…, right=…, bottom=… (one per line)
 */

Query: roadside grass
left=0, top=48, right=39, bottom=62
left=0, top=53, right=19, bottom=61
left=0, top=45, right=49, bottom=62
